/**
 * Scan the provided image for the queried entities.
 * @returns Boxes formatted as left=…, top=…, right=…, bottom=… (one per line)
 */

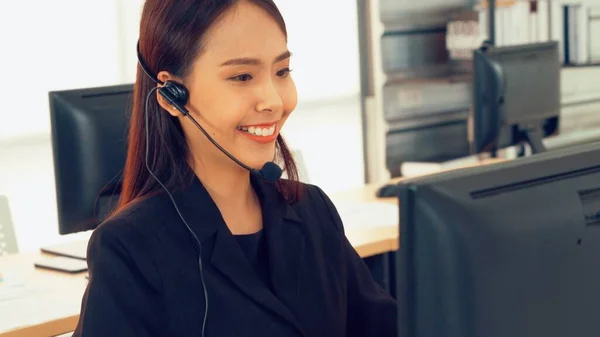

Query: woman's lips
left=236, top=122, right=278, bottom=144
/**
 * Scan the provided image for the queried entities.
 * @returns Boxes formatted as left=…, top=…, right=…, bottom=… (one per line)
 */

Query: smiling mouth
left=236, top=123, right=277, bottom=137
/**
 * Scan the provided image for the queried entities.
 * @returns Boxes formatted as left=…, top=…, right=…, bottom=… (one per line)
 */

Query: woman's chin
left=240, top=150, right=277, bottom=170
left=238, top=155, right=273, bottom=171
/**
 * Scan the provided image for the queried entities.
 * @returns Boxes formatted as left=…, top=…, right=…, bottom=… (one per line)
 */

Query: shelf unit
left=356, top=0, right=600, bottom=183
left=356, top=0, right=477, bottom=182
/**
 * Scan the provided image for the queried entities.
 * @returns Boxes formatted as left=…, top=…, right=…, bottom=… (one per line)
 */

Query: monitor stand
left=517, top=124, right=547, bottom=156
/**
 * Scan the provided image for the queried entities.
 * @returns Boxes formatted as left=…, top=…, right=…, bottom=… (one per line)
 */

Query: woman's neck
left=190, top=157, right=263, bottom=234
left=194, top=162, right=253, bottom=205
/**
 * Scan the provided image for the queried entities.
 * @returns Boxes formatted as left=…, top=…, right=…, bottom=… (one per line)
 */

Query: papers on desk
left=331, top=200, right=398, bottom=230
left=0, top=269, right=85, bottom=334
left=0, top=270, right=26, bottom=301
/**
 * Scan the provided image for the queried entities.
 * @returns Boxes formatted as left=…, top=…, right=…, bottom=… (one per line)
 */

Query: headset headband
left=136, top=41, right=163, bottom=85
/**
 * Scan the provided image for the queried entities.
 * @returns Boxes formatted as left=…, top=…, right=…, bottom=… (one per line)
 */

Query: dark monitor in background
left=472, top=41, right=561, bottom=155
left=396, top=141, right=600, bottom=337
left=49, top=84, right=133, bottom=235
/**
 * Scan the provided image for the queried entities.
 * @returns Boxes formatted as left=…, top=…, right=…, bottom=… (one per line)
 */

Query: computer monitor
left=49, top=84, right=133, bottom=235
left=396, top=141, right=600, bottom=337
left=472, top=41, right=561, bottom=155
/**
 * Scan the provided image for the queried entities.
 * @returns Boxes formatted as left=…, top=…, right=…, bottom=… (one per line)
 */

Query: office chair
left=0, top=195, right=19, bottom=255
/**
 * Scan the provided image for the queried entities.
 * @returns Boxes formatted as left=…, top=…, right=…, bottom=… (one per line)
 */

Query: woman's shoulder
left=295, top=182, right=337, bottom=210
left=290, top=182, right=345, bottom=232
left=93, top=193, right=173, bottom=241
left=85, top=195, right=166, bottom=293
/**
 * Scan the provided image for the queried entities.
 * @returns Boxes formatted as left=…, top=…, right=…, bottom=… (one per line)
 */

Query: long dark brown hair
left=116, top=0, right=301, bottom=214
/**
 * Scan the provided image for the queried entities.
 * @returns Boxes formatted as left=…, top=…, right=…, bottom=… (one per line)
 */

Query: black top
left=235, top=230, right=271, bottom=290
left=73, top=174, right=396, bottom=337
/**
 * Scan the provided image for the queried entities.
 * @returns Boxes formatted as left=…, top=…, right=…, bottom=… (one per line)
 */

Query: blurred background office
left=1, top=0, right=599, bottom=253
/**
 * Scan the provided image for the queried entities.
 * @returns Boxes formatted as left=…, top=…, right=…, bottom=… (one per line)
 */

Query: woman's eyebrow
left=220, top=50, right=292, bottom=67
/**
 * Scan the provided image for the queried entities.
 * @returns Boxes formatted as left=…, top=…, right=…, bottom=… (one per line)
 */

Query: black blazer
left=73, top=175, right=396, bottom=337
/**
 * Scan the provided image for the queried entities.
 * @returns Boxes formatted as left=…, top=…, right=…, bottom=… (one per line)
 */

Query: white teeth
left=239, top=124, right=277, bottom=137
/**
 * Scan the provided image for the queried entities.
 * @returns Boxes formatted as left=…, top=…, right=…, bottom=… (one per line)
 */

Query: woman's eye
left=277, top=68, right=292, bottom=77
left=231, top=74, right=253, bottom=82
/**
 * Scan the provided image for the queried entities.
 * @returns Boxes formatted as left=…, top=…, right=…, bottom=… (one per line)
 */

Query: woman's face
left=163, top=1, right=297, bottom=172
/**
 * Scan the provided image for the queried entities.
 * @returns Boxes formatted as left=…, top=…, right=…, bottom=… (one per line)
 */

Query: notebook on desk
left=41, top=239, right=89, bottom=260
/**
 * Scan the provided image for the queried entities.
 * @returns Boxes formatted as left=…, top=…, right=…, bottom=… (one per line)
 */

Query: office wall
left=0, top=0, right=365, bottom=252
left=276, top=0, right=362, bottom=101
left=0, top=0, right=362, bottom=141
left=0, top=1, right=124, bottom=142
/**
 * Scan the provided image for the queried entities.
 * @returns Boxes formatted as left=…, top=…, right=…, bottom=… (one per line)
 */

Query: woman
left=73, top=0, right=396, bottom=336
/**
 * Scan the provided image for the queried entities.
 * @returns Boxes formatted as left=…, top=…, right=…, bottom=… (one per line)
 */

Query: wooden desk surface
left=334, top=188, right=399, bottom=258
left=0, top=158, right=504, bottom=336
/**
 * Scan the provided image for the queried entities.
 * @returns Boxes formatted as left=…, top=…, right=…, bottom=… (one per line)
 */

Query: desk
left=0, top=253, right=86, bottom=337
left=0, top=158, right=503, bottom=337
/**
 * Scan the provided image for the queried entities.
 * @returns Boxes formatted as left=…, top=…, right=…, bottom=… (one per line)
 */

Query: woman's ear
left=156, top=91, right=182, bottom=117
left=156, top=70, right=172, bottom=85
left=156, top=70, right=184, bottom=117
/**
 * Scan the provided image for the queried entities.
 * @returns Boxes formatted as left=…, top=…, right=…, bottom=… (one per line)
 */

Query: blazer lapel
left=173, top=174, right=307, bottom=336
left=210, top=228, right=305, bottom=336
left=253, top=177, right=306, bottom=315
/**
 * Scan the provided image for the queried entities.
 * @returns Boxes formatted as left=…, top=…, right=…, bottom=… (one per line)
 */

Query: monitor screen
left=472, top=41, right=560, bottom=153
left=49, top=84, right=133, bottom=235
left=489, top=42, right=560, bottom=124
left=396, top=141, right=600, bottom=337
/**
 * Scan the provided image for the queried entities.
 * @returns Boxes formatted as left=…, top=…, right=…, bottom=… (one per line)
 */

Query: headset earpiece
left=137, top=41, right=190, bottom=115
left=158, top=80, right=190, bottom=116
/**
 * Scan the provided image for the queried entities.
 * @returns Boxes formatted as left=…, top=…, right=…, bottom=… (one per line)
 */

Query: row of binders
left=446, top=0, right=600, bottom=65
